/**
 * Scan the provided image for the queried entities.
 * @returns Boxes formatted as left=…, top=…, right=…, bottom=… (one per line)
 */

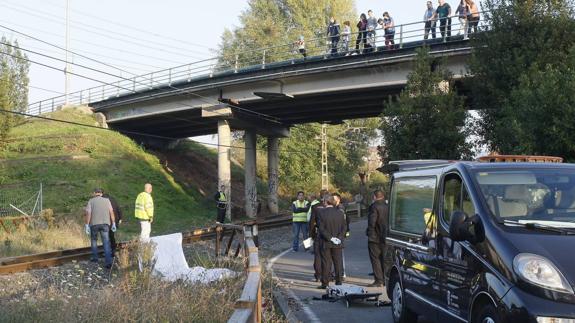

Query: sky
left=0, top=0, right=469, bottom=143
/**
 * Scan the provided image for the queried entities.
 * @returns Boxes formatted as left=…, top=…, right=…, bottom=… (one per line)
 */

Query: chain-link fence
left=0, top=182, right=43, bottom=218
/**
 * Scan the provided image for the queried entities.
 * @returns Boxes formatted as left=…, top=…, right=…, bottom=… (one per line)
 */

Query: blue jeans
left=90, top=224, right=112, bottom=266
left=292, top=222, right=309, bottom=251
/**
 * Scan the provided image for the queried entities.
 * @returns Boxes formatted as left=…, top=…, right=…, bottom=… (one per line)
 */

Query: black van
left=383, top=160, right=575, bottom=323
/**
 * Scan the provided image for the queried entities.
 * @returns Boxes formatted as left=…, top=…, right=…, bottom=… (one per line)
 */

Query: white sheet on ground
left=149, top=233, right=236, bottom=283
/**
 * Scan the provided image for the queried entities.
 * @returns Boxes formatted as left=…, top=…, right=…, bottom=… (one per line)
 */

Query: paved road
left=271, top=219, right=434, bottom=323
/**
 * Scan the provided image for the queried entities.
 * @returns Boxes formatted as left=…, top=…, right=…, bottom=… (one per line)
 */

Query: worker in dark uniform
left=332, top=192, right=350, bottom=236
left=214, top=185, right=227, bottom=224
left=102, top=191, right=122, bottom=254
left=308, top=191, right=326, bottom=282
left=318, top=194, right=347, bottom=288
left=366, top=190, right=388, bottom=287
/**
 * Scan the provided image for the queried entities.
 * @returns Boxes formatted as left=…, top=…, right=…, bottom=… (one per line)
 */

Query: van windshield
left=474, top=169, right=575, bottom=226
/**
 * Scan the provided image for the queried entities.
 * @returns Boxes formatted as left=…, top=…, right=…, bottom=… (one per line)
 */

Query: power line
left=0, top=1, right=210, bottom=59
left=37, top=0, right=213, bottom=50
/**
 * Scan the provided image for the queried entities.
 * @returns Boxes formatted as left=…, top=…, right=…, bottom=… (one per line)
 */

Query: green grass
left=0, top=108, right=215, bottom=242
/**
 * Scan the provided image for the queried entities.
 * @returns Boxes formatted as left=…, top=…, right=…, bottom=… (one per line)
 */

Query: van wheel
left=390, top=276, right=417, bottom=323
left=473, top=303, right=500, bottom=323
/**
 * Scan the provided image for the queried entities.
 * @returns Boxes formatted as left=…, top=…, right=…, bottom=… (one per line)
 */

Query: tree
left=216, top=0, right=356, bottom=69
left=470, top=0, right=575, bottom=159
left=380, top=47, right=472, bottom=163
left=0, top=37, right=29, bottom=144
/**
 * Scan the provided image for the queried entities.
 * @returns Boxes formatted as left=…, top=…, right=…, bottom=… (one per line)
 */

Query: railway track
left=0, top=215, right=292, bottom=275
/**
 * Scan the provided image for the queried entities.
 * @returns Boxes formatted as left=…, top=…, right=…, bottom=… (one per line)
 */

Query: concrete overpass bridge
left=28, top=23, right=477, bottom=219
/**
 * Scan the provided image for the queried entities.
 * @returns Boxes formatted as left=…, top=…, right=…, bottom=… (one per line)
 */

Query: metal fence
left=0, top=182, right=43, bottom=218
left=27, top=14, right=490, bottom=116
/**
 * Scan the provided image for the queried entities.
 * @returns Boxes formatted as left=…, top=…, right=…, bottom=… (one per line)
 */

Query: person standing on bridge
left=342, top=21, right=352, bottom=55
left=291, top=191, right=310, bottom=252
left=135, top=183, right=154, bottom=242
left=382, top=12, right=396, bottom=50
left=85, top=188, right=116, bottom=269
left=424, top=1, right=437, bottom=40
left=318, top=194, right=346, bottom=288
left=455, top=0, right=469, bottom=39
left=366, top=10, right=378, bottom=52
left=327, top=17, right=341, bottom=56
left=465, top=0, right=480, bottom=35
left=366, top=190, right=388, bottom=287
left=355, top=13, right=368, bottom=54
left=433, top=0, right=452, bottom=41
left=214, top=185, right=228, bottom=224
left=296, top=35, right=307, bottom=59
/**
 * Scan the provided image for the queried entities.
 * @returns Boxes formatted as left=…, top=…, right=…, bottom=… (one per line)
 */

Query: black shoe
left=335, top=281, right=342, bottom=286
left=367, top=281, right=384, bottom=287
left=368, top=272, right=374, bottom=276
left=105, top=264, right=112, bottom=269
left=317, top=285, right=328, bottom=289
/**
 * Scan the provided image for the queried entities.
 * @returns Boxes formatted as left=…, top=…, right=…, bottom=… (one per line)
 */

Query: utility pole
left=64, top=0, right=70, bottom=105
left=321, top=123, right=329, bottom=190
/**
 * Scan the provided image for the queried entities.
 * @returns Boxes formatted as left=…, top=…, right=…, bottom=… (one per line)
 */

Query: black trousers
left=439, top=18, right=452, bottom=40
left=217, top=207, right=226, bottom=223
left=321, top=246, right=343, bottom=286
left=424, top=21, right=436, bottom=39
left=368, top=242, right=385, bottom=283
left=355, top=31, right=367, bottom=52
left=313, top=238, right=322, bottom=280
left=109, top=229, right=117, bottom=253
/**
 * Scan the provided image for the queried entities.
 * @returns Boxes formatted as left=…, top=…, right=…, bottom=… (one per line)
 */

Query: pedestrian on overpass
left=308, top=191, right=325, bottom=281
left=366, top=190, right=388, bottom=287
left=327, top=17, right=341, bottom=55
left=134, top=183, right=154, bottom=242
left=291, top=191, right=310, bottom=252
left=355, top=13, right=368, bottom=54
left=366, top=10, right=378, bottom=52
left=102, top=190, right=122, bottom=254
left=433, top=0, right=452, bottom=41
left=424, top=1, right=437, bottom=40
left=85, top=188, right=116, bottom=269
left=214, top=185, right=228, bottom=224
left=318, top=194, right=346, bottom=288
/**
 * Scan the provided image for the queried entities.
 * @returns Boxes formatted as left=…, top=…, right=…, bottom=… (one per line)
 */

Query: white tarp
left=149, top=233, right=236, bottom=283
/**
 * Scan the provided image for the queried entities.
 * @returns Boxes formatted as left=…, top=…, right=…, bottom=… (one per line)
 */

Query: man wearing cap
left=85, top=188, right=116, bottom=268
left=134, top=183, right=154, bottom=242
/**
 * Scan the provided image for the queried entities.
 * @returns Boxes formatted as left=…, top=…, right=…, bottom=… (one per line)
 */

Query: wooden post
left=224, top=229, right=237, bottom=256
left=215, top=225, right=222, bottom=257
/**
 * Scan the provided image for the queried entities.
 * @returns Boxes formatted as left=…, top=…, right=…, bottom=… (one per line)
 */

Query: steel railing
left=26, top=13, right=489, bottom=116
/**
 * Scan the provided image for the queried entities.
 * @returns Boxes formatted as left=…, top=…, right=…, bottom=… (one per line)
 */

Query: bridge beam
left=267, top=137, right=279, bottom=215
left=217, top=120, right=232, bottom=221
left=244, top=130, right=258, bottom=218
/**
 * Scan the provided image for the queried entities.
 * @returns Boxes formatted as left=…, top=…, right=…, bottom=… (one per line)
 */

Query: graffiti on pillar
left=268, top=170, right=279, bottom=214
left=246, top=185, right=258, bottom=218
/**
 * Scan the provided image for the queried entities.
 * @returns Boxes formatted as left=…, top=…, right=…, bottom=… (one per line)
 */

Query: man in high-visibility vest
left=135, top=183, right=154, bottom=242
left=292, top=191, right=310, bottom=252
left=214, top=185, right=227, bottom=224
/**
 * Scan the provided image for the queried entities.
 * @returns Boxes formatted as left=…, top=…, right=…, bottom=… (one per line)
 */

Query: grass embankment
left=0, top=108, right=217, bottom=256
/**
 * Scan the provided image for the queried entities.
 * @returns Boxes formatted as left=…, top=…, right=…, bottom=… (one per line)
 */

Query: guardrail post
left=88, top=88, right=92, bottom=103
left=399, top=25, right=404, bottom=49
left=261, top=50, right=266, bottom=69
left=116, top=82, right=120, bottom=97
left=79, top=91, right=83, bottom=104
left=150, top=72, right=154, bottom=89
left=234, top=55, right=239, bottom=73
left=51, top=98, right=54, bottom=112
left=133, top=78, right=136, bottom=92
left=38, top=102, right=41, bottom=115
left=101, top=86, right=104, bottom=101
left=169, top=68, right=172, bottom=86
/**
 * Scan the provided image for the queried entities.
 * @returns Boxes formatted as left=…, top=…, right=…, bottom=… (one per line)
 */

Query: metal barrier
left=228, top=224, right=262, bottom=323
left=26, top=13, right=489, bottom=116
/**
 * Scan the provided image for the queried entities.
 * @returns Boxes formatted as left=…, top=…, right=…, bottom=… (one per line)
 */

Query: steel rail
left=0, top=215, right=292, bottom=275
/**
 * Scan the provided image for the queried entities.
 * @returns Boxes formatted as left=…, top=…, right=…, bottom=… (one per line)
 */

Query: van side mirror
left=449, top=211, right=480, bottom=242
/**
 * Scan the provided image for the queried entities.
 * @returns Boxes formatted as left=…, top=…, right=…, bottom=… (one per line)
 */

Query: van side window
left=442, top=173, right=475, bottom=224
left=390, top=177, right=436, bottom=235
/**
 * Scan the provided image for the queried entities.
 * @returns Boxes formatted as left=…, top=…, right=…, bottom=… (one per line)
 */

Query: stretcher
left=322, top=284, right=385, bottom=308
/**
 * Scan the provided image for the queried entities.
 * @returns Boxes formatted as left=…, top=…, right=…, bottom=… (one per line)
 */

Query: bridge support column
left=244, top=130, right=258, bottom=218
left=267, top=137, right=279, bottom=215
left=218, top=120, right=232, bottom=221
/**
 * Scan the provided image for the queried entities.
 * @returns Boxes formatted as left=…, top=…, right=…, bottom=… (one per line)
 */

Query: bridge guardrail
left=228, top=224, right=262, bottom=323
left=27, top=13, right=490, bottom=116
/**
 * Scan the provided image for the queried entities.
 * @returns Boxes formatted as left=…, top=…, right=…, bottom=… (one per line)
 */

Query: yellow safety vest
left=292, top=200, right=309, bottom=222
left=307, top=200, right=320, bottom=222
left=135, top=192, right=154, bottom=220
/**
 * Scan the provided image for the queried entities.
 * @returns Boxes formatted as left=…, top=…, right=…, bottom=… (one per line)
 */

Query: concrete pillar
left=218, top=120, right=231, bottom=221
left=267, top=137, right=279, bottom=215
left=244, top=130, right=258, bottom=218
